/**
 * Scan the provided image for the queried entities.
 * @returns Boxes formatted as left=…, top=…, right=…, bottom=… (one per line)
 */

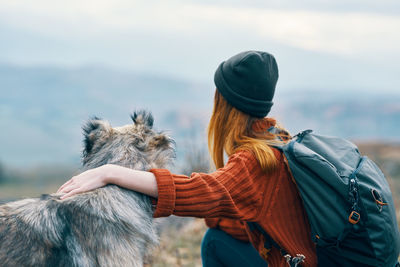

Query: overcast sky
left=0, top=0, right=399, bottom=92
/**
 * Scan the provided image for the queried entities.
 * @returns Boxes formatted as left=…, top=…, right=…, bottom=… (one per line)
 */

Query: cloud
left=0, top=0, right=399, bottom=86
left=1, top=1, right=399, bottom=58
left=181, top=5, right=400, bottom=59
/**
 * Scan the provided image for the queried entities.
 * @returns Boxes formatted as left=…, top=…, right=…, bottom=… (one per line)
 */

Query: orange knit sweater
left=149, top=119, right=317, bottom=267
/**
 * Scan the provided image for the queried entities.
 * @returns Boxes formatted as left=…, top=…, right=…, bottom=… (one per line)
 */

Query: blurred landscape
left=1, top=64, right=399, bottom=197
left=1, top=1, right=399, bottom=265
left=1, top=64, right=399, bottom=168
left=0, top=65, right=399, bottom=266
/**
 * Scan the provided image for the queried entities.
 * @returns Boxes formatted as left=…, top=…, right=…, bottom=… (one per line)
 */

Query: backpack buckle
left=349, top=211, right=360, bottom=224
left=260, top=247, right=271, bottom=260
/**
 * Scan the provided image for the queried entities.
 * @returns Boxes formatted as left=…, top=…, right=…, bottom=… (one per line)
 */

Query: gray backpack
left=248, top=129, right=400, bottom=267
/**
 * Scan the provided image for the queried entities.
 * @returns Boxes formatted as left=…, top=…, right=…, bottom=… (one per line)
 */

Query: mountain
left=0, top=64, right=213, bottom=167
left=1, top=64, right=399, bottom=167
left=271, top=89, right=400, bottom=140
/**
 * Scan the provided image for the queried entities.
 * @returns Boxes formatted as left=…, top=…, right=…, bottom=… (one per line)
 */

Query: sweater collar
left=252, top=117, right=276, bottom=133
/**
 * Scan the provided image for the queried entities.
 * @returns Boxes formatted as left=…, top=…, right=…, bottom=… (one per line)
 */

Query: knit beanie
left=214, top=50, right=279, bottom=118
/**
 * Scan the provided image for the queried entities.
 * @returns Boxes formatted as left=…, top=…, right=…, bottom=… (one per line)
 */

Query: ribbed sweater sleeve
left=149, top=150, right=265, bottom=220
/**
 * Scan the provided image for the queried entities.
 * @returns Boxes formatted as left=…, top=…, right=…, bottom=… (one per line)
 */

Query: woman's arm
left=149, top=150, right=266, bottom=221
left=57, top=164, right=158, bottom=199
left=58, top=150, right=267, bottom=222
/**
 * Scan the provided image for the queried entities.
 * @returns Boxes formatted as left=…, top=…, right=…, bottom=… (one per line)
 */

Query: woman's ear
left=82, top=117, right=112, bottom=157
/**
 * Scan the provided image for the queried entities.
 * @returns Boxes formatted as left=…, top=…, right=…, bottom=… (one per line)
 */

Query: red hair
left=207, top=90, right=289, bottom=172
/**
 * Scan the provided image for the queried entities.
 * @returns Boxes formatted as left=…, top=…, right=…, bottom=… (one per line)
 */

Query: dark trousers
left=201, top=228, right=268, bottom=267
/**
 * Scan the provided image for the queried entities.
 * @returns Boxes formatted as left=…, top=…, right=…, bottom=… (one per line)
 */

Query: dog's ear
left=148, top=132, right=176, bottom=168
left=149, top=133, right=173, bottom=149
left=82, top=117, right=111, bottom=157
left=131, top=110, right=154, bottom=129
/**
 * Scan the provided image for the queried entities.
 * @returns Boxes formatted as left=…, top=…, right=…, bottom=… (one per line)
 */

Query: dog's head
left=82, top=110, right=175, bottom=170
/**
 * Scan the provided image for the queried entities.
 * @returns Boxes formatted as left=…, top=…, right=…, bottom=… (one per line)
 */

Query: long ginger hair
left=207, top=90, right=289, bottom=173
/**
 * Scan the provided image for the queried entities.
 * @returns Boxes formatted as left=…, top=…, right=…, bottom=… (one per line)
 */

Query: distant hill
left=0, top=64, right=213, bottom=167
left=272, top=90, right=400, bottom=141
left=1, top=64, right=399, bottom=167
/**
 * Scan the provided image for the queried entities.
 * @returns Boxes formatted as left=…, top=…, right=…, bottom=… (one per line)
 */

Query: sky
left=0, top=0, right=399, bottom=168
left=0, top=0, right=399, bottom=92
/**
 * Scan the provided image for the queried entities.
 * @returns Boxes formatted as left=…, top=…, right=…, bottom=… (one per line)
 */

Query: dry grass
left=145, top=218, right=206, bottom=267
left=145, top=144, right=211, bottom=266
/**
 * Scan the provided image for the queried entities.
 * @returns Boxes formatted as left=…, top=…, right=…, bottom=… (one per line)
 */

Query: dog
left=0, top=110, right=175, bottom=267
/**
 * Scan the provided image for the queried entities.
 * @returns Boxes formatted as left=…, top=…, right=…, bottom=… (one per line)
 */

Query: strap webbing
left=246, top=221, right=288, bottom=256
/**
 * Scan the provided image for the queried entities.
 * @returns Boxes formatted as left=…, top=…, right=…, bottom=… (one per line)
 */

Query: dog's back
left=0, top=111, right=174, bottom=267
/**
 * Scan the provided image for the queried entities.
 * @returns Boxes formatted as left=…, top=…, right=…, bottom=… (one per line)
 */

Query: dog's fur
left=0, top=110, right=175, bottom=267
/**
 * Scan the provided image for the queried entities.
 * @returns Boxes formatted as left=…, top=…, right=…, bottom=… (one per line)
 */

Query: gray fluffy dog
left=0, top=110, right=175, bottom=267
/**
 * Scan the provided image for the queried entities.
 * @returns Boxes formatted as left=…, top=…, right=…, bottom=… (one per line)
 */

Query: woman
left=58, top=51, right=317, bottom=266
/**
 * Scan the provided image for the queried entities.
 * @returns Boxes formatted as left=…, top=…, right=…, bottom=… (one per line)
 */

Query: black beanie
left=214, top=50, right=279, bottom=118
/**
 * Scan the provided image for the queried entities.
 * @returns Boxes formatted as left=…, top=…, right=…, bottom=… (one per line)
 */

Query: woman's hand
left=57, top=165, right=111, bottom=199
left=57, top=164, right=158, bottom=199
